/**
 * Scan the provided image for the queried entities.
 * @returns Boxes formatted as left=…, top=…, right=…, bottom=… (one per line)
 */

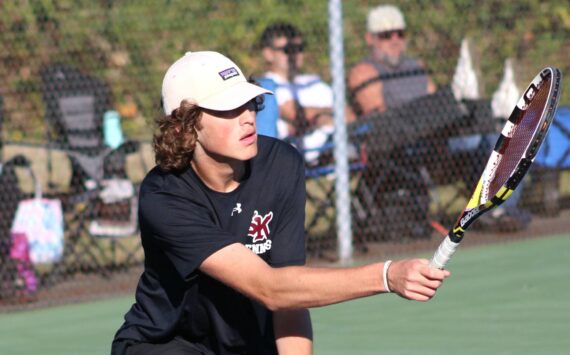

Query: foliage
left=0, top=0, right=568, bottom=141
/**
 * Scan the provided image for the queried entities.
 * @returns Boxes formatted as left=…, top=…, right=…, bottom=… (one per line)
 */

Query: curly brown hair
left=153, top=100, right=203, bottom=172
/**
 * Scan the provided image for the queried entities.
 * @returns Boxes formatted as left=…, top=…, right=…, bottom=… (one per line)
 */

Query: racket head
left=450, top=67, right=562, bottom=241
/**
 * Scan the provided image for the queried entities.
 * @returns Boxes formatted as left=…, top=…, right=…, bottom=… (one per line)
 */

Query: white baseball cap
left=161, top=51, right=271, bottom=114
left=367, top=5, right=406, bottom=33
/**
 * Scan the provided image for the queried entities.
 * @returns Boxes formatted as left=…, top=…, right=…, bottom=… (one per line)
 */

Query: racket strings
left=487, top=76, right=551, bottom=197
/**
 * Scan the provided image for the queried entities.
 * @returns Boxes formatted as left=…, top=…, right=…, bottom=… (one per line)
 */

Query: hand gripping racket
left=430, top=67, right=563, bottom=269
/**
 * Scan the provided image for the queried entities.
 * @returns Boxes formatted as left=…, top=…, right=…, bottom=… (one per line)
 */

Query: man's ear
left=262, top=47, right=274, bottom=63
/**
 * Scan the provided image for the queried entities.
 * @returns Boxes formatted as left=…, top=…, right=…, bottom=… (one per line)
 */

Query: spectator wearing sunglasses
left=348, top=4, right=436, bottom=116
left=257, top=22, right=354, bottom=141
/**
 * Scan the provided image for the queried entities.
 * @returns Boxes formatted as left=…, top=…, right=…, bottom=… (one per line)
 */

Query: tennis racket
left=430, top=66, right=562, bottom=269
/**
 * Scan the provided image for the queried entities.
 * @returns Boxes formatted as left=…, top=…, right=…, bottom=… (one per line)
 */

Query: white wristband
left=383, top=260, right=393, bottom=293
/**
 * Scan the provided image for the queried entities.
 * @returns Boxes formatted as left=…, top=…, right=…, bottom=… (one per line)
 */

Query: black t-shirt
left=112, top=136, right=306, bottom=355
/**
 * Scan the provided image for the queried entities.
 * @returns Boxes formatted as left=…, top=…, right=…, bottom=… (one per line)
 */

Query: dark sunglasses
left=252, top=95, right=265, bottom=112
left=375, top=30, right=405, bottom=40
left=247, top=78, right=267, bottom=112
left=271, top=42, right=305, bottom=54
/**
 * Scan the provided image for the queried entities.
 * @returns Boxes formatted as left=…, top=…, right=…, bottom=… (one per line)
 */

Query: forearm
left=280, top=101, right=334, bottom=131
left=201, top=244, right=450, bottom=312
left=356, top=88, right=385, bottom=115
left=348, top=63, right=386, bottom=116
left=201, top=243, right=386, bottom=311
left=265, top=263, right=385, bottom=310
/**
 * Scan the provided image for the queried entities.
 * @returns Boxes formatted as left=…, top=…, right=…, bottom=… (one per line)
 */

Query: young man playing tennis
left=111, top=51, right=450, bottom=355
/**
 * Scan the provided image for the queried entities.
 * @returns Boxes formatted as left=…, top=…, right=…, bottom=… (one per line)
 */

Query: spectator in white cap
left=348, top=4, right=436, bottom=116
left=111, top=50, right=450, bottom=355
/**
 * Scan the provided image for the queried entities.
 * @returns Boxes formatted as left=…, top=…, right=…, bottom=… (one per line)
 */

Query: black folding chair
left=40, top=64, right=144, bottom=279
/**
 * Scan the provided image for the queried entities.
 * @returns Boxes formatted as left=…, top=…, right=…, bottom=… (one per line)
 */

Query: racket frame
left=430, top=67, right=562, bottom=269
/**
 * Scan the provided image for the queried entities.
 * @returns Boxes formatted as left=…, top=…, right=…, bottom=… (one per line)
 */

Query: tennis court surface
left=0, top=233, right=569, bottom=355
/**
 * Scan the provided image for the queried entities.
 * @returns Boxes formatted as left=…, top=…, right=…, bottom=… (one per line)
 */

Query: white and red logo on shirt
left=246, top=210, right=273, bottom=255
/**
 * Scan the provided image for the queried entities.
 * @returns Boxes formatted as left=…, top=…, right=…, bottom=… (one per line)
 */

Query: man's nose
left=239, top=107, right=256, bottom=125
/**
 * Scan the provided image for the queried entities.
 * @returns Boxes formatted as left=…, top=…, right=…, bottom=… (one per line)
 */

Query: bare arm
left=274, top=309, right=313, bottom=355
left=348, top=62, right=386, bottom=116
left=279, top=101, right=331, bottom=135
left=200, top=243, right=450, bottom=311
left=427, top=77, right=437, bottom=94
left=279, top=102, right=356, bottom=136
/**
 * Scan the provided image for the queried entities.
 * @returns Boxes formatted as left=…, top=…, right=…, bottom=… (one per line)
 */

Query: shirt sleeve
left=139, top=180, right=237, bottom=281
left=268, top=149, right=307, bottom=267
left=274, top=75, right=333, bottom=108
left=274, top=85, right=294, bottom=106
left=298, top=80, right=333, bottom=108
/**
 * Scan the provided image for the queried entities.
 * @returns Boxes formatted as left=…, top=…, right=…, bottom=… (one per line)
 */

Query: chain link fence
left=1, top=0, right=569, bottom=310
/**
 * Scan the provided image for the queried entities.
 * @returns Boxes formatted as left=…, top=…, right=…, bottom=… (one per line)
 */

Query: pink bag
left=9, top=232, right=38, bottom=294
left=10, top=181, right=64, bottom=264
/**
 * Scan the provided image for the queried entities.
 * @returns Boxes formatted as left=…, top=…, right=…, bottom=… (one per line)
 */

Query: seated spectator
left=344, top=5, right=440, bottom=242
left=348, top=5, right=530, bottom=233
left=256, top=22, right=355, bottom=162
left=348, top=4, right=436, bottom=116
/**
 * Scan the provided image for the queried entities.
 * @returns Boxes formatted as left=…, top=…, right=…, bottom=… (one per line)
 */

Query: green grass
left=1, top=234, right=569, bottom=355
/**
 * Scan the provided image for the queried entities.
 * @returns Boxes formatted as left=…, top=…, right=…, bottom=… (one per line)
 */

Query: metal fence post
left=328, top=0, right=353, bottom=263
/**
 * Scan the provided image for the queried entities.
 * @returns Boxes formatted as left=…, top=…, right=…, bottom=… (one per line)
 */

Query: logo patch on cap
left=219, top=67, right=239, bottom=80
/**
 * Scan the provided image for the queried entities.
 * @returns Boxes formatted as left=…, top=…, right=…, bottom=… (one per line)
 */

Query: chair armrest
left=5, top=154, right=32, bottom=168
left=116, top=140, right=140, bottom=155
